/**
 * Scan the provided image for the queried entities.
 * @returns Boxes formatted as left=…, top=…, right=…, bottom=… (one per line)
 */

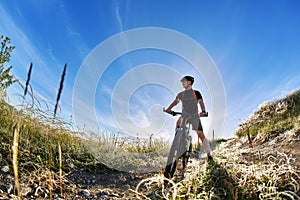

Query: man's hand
left=165, top=99, right=179, bottom=114
left=165, top=108, right=172, bottom=114
left=199, top=111, right=208, bottom=117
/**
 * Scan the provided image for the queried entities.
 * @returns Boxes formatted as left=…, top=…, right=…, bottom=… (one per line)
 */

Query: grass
left=132, top=138, right=300, bottom=199
left=214, top=140, right=300, bottom=199
left=83, top=131, right=170, bottom=173
left=131, top=139, right=242, bottom=200
left=0, top=99, right=169, bottom=170
left=0, top=99, right=168, bottom=198
left=0, top=101, right=107, bottom=173
left=236, top=89, right=300, bottom=141
left=0, top=98, right=170, bottom=198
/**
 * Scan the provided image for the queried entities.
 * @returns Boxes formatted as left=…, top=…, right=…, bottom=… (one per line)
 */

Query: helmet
left=180, top=75, right=194, bottom=84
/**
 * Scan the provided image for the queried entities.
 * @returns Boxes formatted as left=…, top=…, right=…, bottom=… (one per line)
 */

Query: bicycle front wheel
left=164, top=131, right=181, bottom=178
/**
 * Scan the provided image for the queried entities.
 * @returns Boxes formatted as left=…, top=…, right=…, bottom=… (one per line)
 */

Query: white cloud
left=114, top=2, right=124, bottom=32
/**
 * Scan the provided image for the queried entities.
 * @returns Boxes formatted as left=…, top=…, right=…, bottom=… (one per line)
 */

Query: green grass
left=236, top=89, right=300, bottom=140
left=0, top=101, right=109, bottom=173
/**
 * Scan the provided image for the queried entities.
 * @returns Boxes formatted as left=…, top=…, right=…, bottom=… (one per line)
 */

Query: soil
left=0, top=168, right=157, bottom=199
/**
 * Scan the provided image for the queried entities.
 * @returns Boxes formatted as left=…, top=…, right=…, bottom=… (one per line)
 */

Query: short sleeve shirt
left=176, top=89, right=202, bottom=114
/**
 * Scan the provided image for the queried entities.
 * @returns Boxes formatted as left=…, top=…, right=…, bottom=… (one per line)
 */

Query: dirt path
left=0, top=155, right=208, bottom=199
left=66, top=170, right=157, bottom=199
left=0, top=168, right=158, bottom=199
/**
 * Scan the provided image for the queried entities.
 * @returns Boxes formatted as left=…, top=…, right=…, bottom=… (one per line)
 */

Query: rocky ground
left=0, top=166, right=156, bottom=199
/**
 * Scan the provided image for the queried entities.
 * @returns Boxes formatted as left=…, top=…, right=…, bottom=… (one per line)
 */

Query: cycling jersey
left=176, top=89, right=202, bottom=115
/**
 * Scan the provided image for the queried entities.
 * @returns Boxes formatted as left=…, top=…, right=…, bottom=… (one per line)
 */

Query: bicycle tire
left=183, top=139, right=192, bottom=168
left=164, top=130, right=182, bottom=179
left=171, top=132, right=186, bottom=179
left=170, top=159, right=177, bottom=178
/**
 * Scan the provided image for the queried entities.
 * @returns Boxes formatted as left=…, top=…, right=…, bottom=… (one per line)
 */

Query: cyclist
left=165, top=75, right=213, bottom=161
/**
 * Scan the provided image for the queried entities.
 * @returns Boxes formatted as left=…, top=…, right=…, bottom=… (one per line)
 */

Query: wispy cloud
left=66, top=26, right=90, bottom=59
left=114, top=2, right=124, bottom=32
left=0, top=5, right=44, bottom=70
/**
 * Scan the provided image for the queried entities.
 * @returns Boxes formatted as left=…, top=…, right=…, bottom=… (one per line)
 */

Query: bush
left=0, top=35, right=16, bottom=98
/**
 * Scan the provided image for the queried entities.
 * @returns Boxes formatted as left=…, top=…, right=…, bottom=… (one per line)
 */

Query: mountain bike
left=163, top=108, right=208, bottom=180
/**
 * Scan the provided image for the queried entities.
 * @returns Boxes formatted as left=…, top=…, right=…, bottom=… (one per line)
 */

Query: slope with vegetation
left=236, top=89, right=300, bottom=141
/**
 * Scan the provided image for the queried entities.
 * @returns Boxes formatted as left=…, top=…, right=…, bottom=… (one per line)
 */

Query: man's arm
left=198, top=99, right=206, bottom=116
left=166, top=99, right=180, bottom=114
left=195, top=90, right=206, bottom=113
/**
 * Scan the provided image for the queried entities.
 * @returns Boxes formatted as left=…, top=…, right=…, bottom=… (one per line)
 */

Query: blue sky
left=1, top=0, right=300, bottom=140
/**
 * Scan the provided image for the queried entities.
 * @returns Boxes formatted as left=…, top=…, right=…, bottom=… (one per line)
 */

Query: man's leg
left=175, top=117, right=182, bottom=130
left=197, top=130, right=212, bottom=157
left=191, top=118, right=213, bottom=161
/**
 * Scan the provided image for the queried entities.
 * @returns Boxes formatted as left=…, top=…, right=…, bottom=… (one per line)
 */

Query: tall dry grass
left=3, top=62, right=84, bottom=198
left=0, top=100, right=102, bottom=197
left=11, top=62, right=34, bottom=200
left=12, top=123, right=21, bottom=199
left=49, top=63, right=66, bottom=199
left=83, top=131, right=170, bottom=173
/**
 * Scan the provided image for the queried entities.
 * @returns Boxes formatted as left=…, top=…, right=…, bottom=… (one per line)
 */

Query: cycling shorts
left=178, top=117, right=203, bottom=131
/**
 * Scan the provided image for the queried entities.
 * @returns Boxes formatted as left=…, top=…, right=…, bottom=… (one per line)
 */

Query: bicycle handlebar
left=163, top=108, right=208, bottom=117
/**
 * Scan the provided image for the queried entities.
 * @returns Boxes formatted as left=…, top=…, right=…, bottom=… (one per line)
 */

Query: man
left=165, top=75, right=213, bottom=161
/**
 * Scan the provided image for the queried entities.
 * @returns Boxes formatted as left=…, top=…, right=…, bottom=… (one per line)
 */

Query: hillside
left=214, top=89, right=300, bottom=199
left=0, top=89, right=300, bottom=199
left=236, top=89, right=300, bottom=141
